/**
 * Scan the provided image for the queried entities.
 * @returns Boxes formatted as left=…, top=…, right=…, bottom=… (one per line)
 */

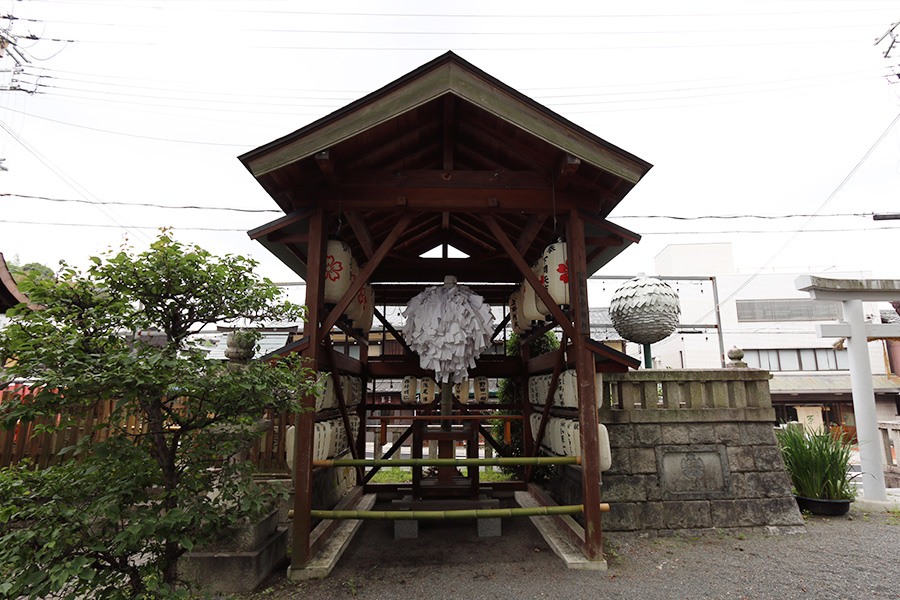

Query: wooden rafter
left=481, top=213, right=577, bottom=341
left=443, top=94, right=455, bottom=171
left=345, top=211, right=376, bottom=260
left=515, top=213, right=549, bottom=255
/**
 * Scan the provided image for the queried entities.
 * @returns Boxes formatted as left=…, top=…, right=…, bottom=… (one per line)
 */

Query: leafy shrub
left=775, top=423, right=856, bottom=501
left=0, top=234, right=317, bottom=599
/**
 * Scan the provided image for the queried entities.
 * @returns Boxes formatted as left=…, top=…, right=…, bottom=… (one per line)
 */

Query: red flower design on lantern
left=357, top=287, right=367, bottom=306
left=325, top=255, right=343, bottom=282
left=557, top=260, right=569, bottom=284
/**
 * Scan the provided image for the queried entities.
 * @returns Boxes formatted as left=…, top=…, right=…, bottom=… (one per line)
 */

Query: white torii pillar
left=795, top=276, right=900, bottom=502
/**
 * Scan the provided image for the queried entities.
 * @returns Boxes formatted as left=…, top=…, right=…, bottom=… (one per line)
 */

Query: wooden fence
left=0, top=386, right=146, bottom=469
left=0, top=385, right=294, bottom=472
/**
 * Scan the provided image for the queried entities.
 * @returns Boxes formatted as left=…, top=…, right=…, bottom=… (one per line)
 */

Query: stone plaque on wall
left=656, top=444, right=731, bottom=499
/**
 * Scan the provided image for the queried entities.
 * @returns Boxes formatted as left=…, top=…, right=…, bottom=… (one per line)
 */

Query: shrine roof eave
left=238, top=51, right=652, bottom=187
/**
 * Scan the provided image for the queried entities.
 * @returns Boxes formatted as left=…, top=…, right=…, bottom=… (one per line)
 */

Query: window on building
left=735, top=299, right=841, bottom=322
left=744, top=348, right=848, bottom=371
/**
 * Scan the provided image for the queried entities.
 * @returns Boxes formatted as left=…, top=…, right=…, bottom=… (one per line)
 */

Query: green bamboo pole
left=313, top=456, right=582, bottom=468
left=309, top=504, right=593, bottom=520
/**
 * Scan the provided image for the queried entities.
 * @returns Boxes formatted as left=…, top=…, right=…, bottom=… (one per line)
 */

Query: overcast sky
left=2, top=0, right=900, bottom=307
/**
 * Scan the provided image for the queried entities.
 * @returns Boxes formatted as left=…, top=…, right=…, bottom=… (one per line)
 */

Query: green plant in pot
left=775, top=421, right=857, bottom=516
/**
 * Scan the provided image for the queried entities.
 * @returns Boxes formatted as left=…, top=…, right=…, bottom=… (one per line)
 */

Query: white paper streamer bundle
left=402, top=280, right=494, bottom=384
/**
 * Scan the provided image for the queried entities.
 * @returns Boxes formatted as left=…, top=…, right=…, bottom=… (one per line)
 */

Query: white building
left=594, top=243, right=900, bottom=430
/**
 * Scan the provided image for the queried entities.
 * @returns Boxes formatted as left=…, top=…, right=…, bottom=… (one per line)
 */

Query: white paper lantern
left=473, top=376, right=489, bottom=403
left=509, top=288, right=531, bottom=335
left=400, top=375, right=418, bottom=404
left=521, top=260, right=548, bottom=322
left=324, top=240, right=353, bottom=304
left=344, top=264, right=365, bottom=322
left=541, top=241, right=570, bottom=306
left=420, top=377, right=436, bottom=403
left=453, top=379, right=470, bottom=404
left=609, top=275, right=681, bottom=345
left=351, top=284, right=375, bottom=334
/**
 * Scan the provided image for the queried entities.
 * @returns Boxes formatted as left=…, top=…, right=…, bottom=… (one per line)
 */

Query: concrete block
left=715, top=423, right=742, bottom=445
left=477, top=518, right=501, bottom=537
left=394, top=520, right=418, bottom=539
left=742, top=422, right=777, bottom=446
left=761, top=497, right=805, bottom=526
left=709, top=500, right=766, bottom=528
left=663, top=501, right=711, bottom=529
left=759, top=471, right=793, bottom=498
left=687, top=424, right=717, bottom=444
left=630, top=448, right=658, bottom=474
left=636, top=502, right=666, bottom=530
left=633, top=424, right=662, bottom=447
left=605, top=501, right=639, bottom=531
left=604, top=447, right=632, bottom=476
left=752, top=445, right=786, bottom=471
left=180, top=527, right=288, bottom=594
left=726, top=446, right=756, bottom=472
left=606, top=424, right=634, bottom=449
left=661, top=424, right=691, bottom=445
left=600, top=475, right=647, bottom=502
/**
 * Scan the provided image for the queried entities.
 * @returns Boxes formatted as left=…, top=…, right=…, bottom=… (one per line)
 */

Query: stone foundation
left=548, top=369, right=805, bottom=538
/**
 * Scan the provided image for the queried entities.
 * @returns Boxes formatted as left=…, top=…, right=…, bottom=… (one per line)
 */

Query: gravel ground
left=238, top=506, right=900, bottom=600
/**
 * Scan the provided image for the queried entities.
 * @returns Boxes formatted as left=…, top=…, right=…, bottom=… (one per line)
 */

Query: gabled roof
left=242, top=51, right=650, bottom=302
left=0, top=253, right=29, bottom=312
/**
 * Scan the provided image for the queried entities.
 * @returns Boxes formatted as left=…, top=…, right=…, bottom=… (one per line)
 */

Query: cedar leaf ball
left=609, top=275, right=681, bottom=345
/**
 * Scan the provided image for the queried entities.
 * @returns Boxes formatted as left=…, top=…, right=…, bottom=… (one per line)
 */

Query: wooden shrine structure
left=239, top=52, right=652, bottom=570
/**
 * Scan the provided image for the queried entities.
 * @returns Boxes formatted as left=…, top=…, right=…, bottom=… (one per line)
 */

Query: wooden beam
left=290, top=206, right=327, bottom=569
left=319, top=213, right=414, bottom=338
left=480, top=214, right=577, bottom=341
left=340, top=169, right=549, bottom=190
left=567, top=209, right=603, bottom=562
left=321, top=339, right=363, bottom=482
left=247, top=206, right=315, bottom=240
left=443, top=94, right=455, bottom=171
left=372, top=306, right=413, bottom=354
left=515, top=213, right=548, bottom=255
left=555, top=153, right=581, bottom=190
left=267, top=232, right=309, bottom=244
left=315, top=150, right=341, bottom=186
left=345, top=211, right=376, bottom=260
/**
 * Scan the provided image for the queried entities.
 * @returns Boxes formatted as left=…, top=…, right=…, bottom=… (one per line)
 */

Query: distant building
left=592, top=243, right=900, bottom=432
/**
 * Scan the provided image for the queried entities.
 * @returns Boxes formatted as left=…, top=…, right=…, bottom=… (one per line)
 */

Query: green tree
left=0, top=235, right=316, bottom=599
left=7, top=258, right=54, bottom=284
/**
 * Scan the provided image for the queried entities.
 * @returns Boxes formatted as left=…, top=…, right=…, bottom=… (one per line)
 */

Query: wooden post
left=568, top=209, right=603, bottom=561
left=290, top=206, right=327, bottom=570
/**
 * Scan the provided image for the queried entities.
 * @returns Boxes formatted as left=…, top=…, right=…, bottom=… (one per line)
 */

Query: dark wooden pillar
left=567, top=209, right=603, bottom=561
left=290, top=205, right=327, bottom=568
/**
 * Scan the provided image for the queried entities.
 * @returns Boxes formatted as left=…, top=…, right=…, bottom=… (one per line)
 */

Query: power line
left=0, top=193, right=281, bottom=213
left=687, top=109, right=900, bottom=327
left=0, top=218, right=248, bottom=232
left=0, top=119, right=150, bottom=242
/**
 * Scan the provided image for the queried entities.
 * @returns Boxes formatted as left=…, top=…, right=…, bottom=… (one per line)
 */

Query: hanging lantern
left=351, top=284, right=375, bottom=333
left=558, top=370, right=578, bottom=408
left=453, top=379, right=470, bottom=404
left=522, top=259, right=549, bottom=321
left=473, top=376, right=489, bottom=403
left=609, top=274, right=681, bottom=345
left=541, top=241, right=569, bottom=306
left=317, top=372, right=336, bottom=411
left=420, top=377, right=436, bottom=403
left=324, top=240, right=353, bottom=305
left=509, top=288, right=531, bottom=335
left=344, top=263, right=365, bottom=322
left=400, top=375, right=418, bottom=404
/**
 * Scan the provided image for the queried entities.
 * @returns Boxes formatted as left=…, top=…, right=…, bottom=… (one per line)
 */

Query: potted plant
left=775, top=422, right=857, bottom=516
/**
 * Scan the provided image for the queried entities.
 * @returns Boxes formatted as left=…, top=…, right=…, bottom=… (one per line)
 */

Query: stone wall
left=548, top=369, right=805, bottom=537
